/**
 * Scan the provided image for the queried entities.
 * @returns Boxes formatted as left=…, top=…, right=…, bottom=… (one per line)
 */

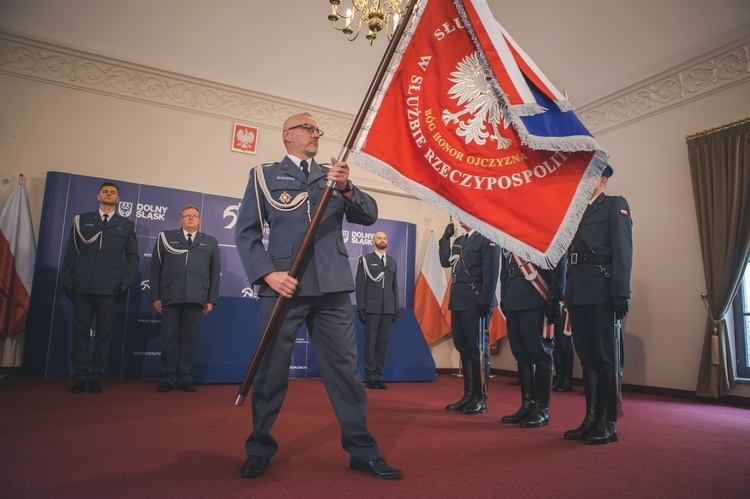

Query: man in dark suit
left=61, top=181, right=139, bottom=394
left=499, top=252, right=565, bottom=428
left=563, top=164, right=633, bottom=445
left=439, top=220, right=500, bottom=415
left=234, top=113, right=401, bottom=480
left=355, top=231, right=399, bottom=390
left=150, top=205, right=221, bottom=393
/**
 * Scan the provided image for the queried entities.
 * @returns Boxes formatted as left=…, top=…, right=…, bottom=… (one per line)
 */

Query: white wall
left=2, top=33, right=749, bottom=399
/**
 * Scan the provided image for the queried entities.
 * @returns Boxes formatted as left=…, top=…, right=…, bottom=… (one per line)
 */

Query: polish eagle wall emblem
left=232, top=123, right=259, bottom=154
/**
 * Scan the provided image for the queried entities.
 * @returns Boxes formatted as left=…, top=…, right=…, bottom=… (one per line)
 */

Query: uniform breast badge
left=279, top=191, right=292, bottom=205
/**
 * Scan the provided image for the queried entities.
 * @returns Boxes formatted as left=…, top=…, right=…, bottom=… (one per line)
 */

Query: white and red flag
left=414, top=233, right=451, bottom=344
left=0, top=178, right=36, bottom=339
left=354, top=0, right=608, bottom=268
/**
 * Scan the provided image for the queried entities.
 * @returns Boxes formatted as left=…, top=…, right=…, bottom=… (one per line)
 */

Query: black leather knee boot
left=501, top=363, right=534, bottom=423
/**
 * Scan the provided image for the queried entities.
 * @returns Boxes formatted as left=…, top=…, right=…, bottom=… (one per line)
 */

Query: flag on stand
left=414, top=233, right=451, bottom=344
left=354, top=0, right=609, bottom=268
left=0, top=177, right=36, bottom=339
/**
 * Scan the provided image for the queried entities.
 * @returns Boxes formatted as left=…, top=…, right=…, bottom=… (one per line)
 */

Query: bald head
left=282, top=113, right=320, bottom=159
left=373, top=231, right=388, bottom=251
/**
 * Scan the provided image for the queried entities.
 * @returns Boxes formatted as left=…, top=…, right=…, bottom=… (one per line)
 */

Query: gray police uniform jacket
left=564, top=193, right=633, bottom=306
left=150, top=229, right=221, bottom=306
left=62, top=211, right=139, bottom=294
left=439, top=232, right=500, bottom=311
left=355, top=252, right=398, bottom=315
left=501, top=253, right=566, bottom=311
left=235, top=157, right=378, bottom=297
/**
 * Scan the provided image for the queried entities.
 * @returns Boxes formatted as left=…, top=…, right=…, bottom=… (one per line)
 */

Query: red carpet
left=1, top=375, right=748, bottom=498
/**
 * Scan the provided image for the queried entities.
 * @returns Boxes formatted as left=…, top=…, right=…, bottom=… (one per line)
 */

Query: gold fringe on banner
left=685, top=116, right=750, bottom=141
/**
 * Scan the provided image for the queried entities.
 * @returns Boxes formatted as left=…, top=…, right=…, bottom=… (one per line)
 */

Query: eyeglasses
left=181, top=214, right=200, bottom=219
left=285, top=123, right=324, bottom=137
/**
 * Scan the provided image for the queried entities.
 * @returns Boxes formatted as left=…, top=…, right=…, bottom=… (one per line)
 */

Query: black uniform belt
left=569, top=253, right=612, bottom=265
left=452, top=275, right=482, bottom=284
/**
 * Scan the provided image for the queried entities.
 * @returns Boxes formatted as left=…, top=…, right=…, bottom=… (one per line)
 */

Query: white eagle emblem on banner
left=442, top=52, right=512, bottom=149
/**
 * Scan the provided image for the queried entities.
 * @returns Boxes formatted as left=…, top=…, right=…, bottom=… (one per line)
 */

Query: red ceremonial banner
left=354, top=0, right=607, bottom=268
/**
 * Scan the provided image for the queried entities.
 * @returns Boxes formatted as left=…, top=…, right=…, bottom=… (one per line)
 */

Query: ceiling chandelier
left=328, top=0, right=407, bottom=44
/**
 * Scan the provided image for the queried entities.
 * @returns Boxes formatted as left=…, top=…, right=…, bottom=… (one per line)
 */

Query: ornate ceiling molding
left=2, top=31, right=748, bottom=149
left=577, top=34, right=750, bottom=135
left=0, top=31, right=354, bottom=141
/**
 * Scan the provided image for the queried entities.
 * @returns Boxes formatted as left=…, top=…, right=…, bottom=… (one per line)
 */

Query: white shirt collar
left=287, top=154, right=311, bottom=172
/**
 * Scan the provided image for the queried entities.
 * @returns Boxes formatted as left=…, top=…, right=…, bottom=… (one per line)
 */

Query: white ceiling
left=1, top=0, right=749, bottom=114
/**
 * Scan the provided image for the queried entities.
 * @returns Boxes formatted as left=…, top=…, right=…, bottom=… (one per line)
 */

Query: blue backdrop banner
left=24, top=172, right=435, bottom=383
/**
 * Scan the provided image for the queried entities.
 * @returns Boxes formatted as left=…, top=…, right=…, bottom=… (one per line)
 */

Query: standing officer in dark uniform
left=355, top=231, right=399, bottom=390
left=439, top=220, right=500, bottom=415
left=564, top=164, right=632, bottom=445
left=61, top=182, right=139, bottom=394
left=150, top=205, right=221, bottom=393
left=499, top=252, right=565, bottom=428
left=235, top=113, right=401, bottom=479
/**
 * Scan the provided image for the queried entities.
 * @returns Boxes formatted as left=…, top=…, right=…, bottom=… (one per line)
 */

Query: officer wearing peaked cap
left=439, top=220, right=500, bottom=415
left=564, top=164, right=633, bottom=445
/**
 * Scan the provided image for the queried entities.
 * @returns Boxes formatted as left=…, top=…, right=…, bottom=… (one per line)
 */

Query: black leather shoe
left=87, top=380, right=102, bottom=393
left=70, top=380, right=86, bottom=394
left=177, top=382, right=197, bottom=392
left=157, top=382, right=174, bottom=392
left=240, top=455, right=270, bottom=478
left=366, top=380, right=378, bottom=389
left=377, top=381, right=388, bottom=389
left=350, top=457, right=402, bottom=479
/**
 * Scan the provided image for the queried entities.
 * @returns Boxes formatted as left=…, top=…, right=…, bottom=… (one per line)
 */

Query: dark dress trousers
left=500, top=253, right=566, bottom=366
left=61, top=211, right=139, bottom=380
left=150, top=229, right=221, bottom=384
left=235, top=156, right=381, bottom=463
left=355, top=252, right=399, bottom=383
left=439, top=232, right=500, bottom=362
left=565, top=193, right=633, bottom=371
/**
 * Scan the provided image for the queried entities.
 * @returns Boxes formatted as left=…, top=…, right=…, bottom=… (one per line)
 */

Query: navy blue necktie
left=102, top=214, right=109, bottom=226
left=187, top=233, right=193, bottom=247
left=300, top=160, right=309, bottom=179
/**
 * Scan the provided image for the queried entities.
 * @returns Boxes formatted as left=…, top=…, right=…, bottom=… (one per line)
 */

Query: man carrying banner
left=439, top=220, right=500, bottom=415
left=234, top=113, right=401, bottom=479
left=61, top=182, right=139, bottom=394
left=356, top=231, right=399, bottom=390
left=150, top=205, right=221, bottom=393
left=563, top=165, right=633, bottom=445
left=499, top=252, right=565, bottom=428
